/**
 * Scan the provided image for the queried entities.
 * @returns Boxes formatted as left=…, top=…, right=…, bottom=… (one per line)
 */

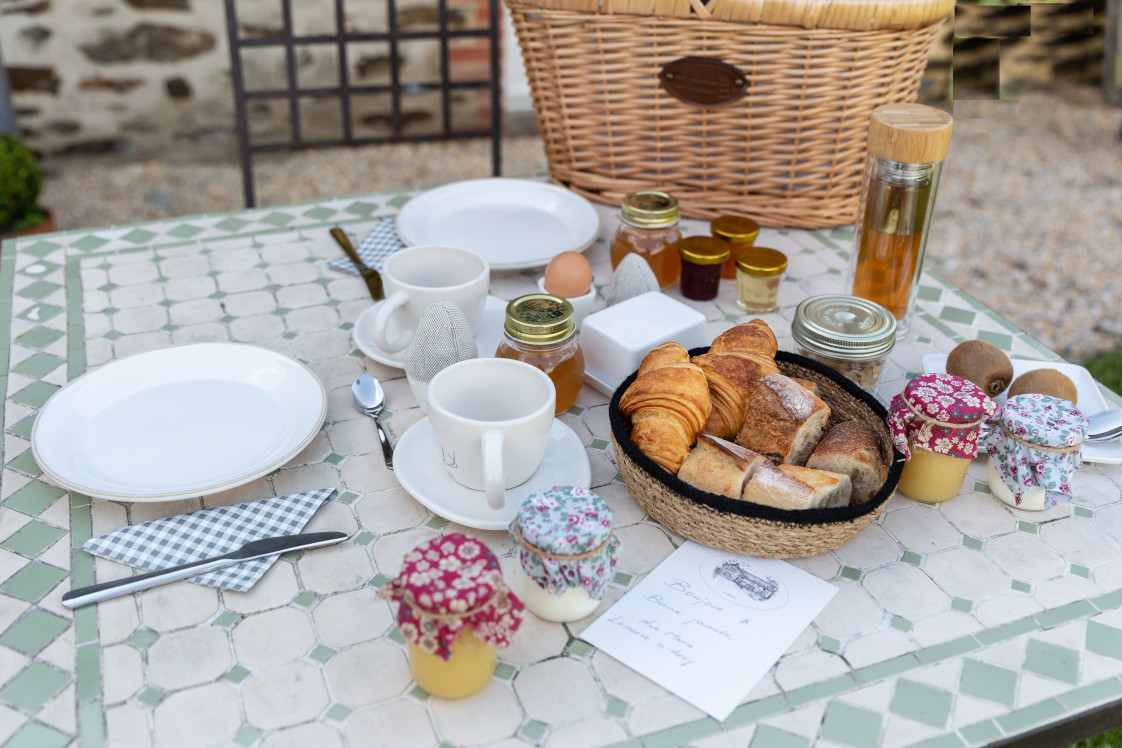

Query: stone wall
left=0, top=0, right=1112, bottom=162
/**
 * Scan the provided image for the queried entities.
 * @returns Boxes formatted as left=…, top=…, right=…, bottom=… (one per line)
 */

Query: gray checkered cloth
left=82, top=488, right=337, bottom=592
left=328, top=217, right=405, bottom=274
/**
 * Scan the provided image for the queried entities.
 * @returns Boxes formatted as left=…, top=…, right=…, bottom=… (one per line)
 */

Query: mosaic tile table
left=2, top=187, right=1122, bottom=748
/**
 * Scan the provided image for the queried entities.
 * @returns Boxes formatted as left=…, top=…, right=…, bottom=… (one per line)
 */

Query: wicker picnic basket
left=506, top=0, right=954, bottom=227
left=609, top=350, right=905, bottom=558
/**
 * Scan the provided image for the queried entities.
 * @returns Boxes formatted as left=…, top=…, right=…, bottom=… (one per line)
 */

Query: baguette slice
left=805, top=421, right=887, bottom=504
left=678, top=434, right=768, bottom=499
left=734, top=373, right=831, bottom=465
left=740, top=461, right=852, bottom=510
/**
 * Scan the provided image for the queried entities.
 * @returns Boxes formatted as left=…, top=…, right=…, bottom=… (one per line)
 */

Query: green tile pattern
left=820, top=701, right=882, bottom=747
left=0, top=662, right=70, bottom=711
left=1023, top=640, right=1080, bottom=684
left=0, top=610, right=70, bottom=657
left=0, top=562, right=67, bottom=602
left=1, top=521, right=65, bottom=556
left=959, top=658, right=1017, bottom=706
left=890, top=679, right=953, bottom=728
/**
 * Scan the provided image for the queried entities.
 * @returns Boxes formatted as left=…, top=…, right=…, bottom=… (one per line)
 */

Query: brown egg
left=544, top=251, right=592, bottom=298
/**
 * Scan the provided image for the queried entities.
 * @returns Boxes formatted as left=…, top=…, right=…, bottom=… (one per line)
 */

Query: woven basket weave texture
left=507, top=0, right=951, bottom=227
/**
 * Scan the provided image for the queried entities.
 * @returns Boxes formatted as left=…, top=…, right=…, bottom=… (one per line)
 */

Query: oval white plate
left=31, top=343, right=327, bottom=502
left=395, top=178, right=600, bottom=270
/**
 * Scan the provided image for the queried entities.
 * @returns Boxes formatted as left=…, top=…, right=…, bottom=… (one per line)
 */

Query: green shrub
left=1084, top=347, right=1122, bottom=399
left=0, top=134, right=47, bottom=233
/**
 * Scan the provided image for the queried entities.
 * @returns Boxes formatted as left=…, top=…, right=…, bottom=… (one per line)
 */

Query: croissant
left=708, top=319, right=778, bottom=358
left=620, top=346, right=712, bottom=475
left=691, top=351, right=780, bottom=439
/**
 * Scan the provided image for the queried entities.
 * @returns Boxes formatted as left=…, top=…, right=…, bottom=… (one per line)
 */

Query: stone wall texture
left=0, top=0, right=1111, bottom=161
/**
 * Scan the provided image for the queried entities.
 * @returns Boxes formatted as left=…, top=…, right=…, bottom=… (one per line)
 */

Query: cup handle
left=481, top=430, right=506, bottom=510
left=371, top=291, right=413, bottom=353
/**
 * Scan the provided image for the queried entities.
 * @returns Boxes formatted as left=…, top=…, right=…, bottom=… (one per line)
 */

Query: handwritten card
left=582, top=541, right=837, bottom=720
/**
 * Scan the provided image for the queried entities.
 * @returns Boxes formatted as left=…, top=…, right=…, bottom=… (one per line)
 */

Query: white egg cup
left=536, top=277, right=599, bottom=328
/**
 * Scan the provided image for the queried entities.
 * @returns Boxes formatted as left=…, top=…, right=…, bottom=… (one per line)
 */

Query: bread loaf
left=740, top=461, right=852, bottom=510
left=620, top=343, right=712, bottom=475
left=805, top=421, right=887, bottom=504
left=677, top=435, right=767, bottom=499
left=709, top=319, right=778, bottom=358
left=734, top=373, right=831, bottom=465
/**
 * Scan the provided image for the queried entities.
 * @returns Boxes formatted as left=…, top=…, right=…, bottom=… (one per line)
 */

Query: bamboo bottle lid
left=866, top=104, right=953, bottom=164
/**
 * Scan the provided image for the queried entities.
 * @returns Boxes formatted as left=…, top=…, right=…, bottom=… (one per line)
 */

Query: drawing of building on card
left=713, top=561, right=779, bottom=602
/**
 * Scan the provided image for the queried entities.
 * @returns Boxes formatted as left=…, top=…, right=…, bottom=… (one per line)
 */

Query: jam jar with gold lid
left=678, top=236, right=730, bottom=301
left=495, top=293, right=585, bottom=415
left=610, top=190, right=682, bottom=288
left=711, top=215, right=760, bottom=279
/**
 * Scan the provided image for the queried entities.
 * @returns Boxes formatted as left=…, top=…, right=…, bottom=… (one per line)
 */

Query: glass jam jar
left=508, top=486, right=621, bottom=622
left=791, top=295, right=897, bottom=390
left=678, top=236, right=729, bottom=301
left=711, top=215, right=760, bottom=280
left=888, top=373, right=996, bottom=504
left=982, top=394, right=1088, bottom=511
left=495, top=294, right=585, bottom=415
left=609, top=190, right=682, bottom=288
left=734, top=247, right=787, bottom=313
left=379, top=533, right=524, bottom=699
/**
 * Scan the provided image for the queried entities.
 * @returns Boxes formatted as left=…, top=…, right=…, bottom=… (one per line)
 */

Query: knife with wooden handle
left=62, top=531, right=349, bottom=609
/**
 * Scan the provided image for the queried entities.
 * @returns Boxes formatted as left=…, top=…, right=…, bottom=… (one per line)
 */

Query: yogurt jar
left=981, top=393, right=1087, bottom=511
left=379, top=533, right=524, bottom=699
left=508, top=486, right=621, bottom=622
left=888, top=373, right=996, bottom=504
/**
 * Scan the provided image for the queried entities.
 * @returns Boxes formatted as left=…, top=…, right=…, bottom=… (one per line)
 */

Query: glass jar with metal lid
left=495, top=293, right=585, bottom=415
left=678, top=236, right=729, bottom=301
left=734, top=247, right=787, bottom=313
left=791, top=294, right=896, bottom=390
left=610, top=190, right=682, bottom=288
left=711, top=215, right=760, bottom=279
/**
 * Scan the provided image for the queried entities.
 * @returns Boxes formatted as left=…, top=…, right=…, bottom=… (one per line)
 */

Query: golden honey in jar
left=887, top=373, right=995, bottom=504
left=379, top=533, right=524, bottom=699
left=495, top=294, right=585, bottom=415
left=610, top=190, right=682, bottom=288
left=711, top=215, right=760, bottom=280
left=734, top=247, right=787, bottom=313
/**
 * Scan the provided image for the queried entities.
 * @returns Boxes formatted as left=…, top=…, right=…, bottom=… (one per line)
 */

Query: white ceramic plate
left=352, top=295, right=507, bottom=369
left=393, top=417, right=591, bottom=530
left=395, top=179, right=600, bottom=270
left=923, top=354, right=1121, bottom=464
left=31, top=343, right=327, bottom=501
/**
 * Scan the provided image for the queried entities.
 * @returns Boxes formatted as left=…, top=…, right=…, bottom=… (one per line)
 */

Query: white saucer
left=393, top=417, right=592, bottom=530
left=353, top=295, right=507, bottom=369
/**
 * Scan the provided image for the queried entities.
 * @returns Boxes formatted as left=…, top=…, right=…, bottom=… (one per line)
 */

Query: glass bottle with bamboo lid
left=734, top=247, right=787, bottom=313
left=495, top=293, right=585, bottom=415
left=678, top=236, right=729, bottom=301
left=378, top=533, right=524, bottom=699
left=888, top=373, right=995, bottom=504
left=610, top=190, right=682, bottom=288
left=711, top=215, right=760, bottom=279
left=848, top=104, right=953, bottom=335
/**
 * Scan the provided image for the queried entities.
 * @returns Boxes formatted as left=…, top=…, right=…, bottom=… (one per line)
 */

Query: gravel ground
left=37, top=86, right=1122, bottom=361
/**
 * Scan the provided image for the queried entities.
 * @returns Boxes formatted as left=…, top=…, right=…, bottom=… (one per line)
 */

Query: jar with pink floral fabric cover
left=508, top=486, right=621, bottom=622
left=981, top=393, right=1087, bottom=511
left=379, top=533, right=524, bottom=698
left=888, top=373, right=996, bottom=503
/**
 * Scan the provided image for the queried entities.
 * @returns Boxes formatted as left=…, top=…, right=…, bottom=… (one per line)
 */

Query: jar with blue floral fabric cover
left=508, top=486, right=621, bottom=622
left=982, top=393, right=1087, bottom=512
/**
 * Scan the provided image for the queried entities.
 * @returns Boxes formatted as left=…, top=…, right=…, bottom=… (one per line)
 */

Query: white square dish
left=581, top=292, right=707, bottom=396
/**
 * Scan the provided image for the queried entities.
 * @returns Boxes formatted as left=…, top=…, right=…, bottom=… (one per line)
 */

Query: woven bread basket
left=506, top=0, right=953, bottom=228
left=609, top=350, right=904, bottom=558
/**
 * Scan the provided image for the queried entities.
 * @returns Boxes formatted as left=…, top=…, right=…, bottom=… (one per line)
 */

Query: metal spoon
left=1086, top=408, right=1122, bottom=444
left=353, top=374, right=394, bottom=468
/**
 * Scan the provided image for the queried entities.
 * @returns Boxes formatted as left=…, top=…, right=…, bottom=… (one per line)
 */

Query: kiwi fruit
left=1007, top=369, right=1078, bottom=404
left=945, top=339, right=1014, bottom=398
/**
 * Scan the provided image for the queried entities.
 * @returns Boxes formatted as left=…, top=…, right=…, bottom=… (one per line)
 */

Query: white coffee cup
left=427, top=358, right=556, bottom=510
left=371, top=244, right=490, bottom=353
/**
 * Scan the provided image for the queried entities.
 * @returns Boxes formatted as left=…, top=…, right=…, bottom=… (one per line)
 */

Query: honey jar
left=508, top=486, right=621, bottom=622
left=609, top=190, right=682, bottom=288
left=678, top=236, right=730, bottom=301
left=379, top=533, right=524, bottom=699
left=711, top=215, right=760, bottom=280
left=888, top=373, right=995, bottom=504
left=734, top=247, right=787, bottom=313
left=495, top=294, right=585, bottom=415
left=982, top=394, right=1087, bottom=511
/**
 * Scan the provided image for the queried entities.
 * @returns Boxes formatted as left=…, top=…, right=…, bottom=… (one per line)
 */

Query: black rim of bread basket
left=609, top=348, right=905, bottom=526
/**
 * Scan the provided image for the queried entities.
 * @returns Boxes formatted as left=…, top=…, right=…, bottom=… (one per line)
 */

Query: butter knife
left=61, top=531, right=349, bottom=609
left=330, top=226, right=385, bottom=301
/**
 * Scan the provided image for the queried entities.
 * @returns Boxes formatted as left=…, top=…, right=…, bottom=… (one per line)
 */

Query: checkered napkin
left=328, top=217, right=406, bottom=274
left=82, top=488, right=337, bottom=592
